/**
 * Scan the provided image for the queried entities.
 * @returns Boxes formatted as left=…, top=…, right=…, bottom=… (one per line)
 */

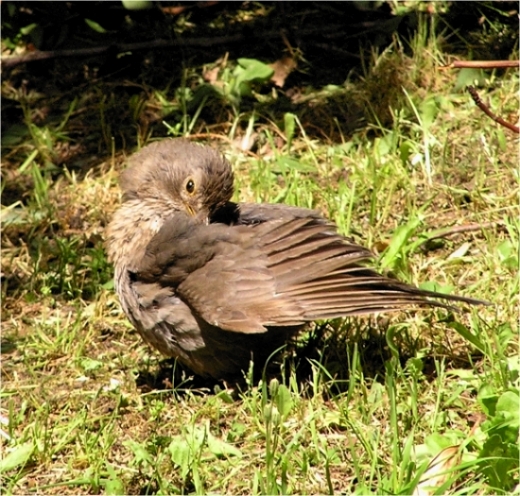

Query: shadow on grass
left=134, top=315, right=484, bottom=399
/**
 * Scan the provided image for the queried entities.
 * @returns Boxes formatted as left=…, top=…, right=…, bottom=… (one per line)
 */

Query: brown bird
left=106, top=139, right=484, bottom=381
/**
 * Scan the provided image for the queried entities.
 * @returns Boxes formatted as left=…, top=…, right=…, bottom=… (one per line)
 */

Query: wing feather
left=135, top=206, right=484, bottom=335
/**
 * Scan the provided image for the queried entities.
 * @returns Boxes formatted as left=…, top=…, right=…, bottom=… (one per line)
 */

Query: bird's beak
left=187, top=204, right=210, bottom=225
left=184, top=204, right=196, bottom=217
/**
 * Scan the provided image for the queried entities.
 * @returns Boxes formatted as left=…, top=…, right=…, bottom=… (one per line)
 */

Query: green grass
left=1, top=5, right=519, bottom=495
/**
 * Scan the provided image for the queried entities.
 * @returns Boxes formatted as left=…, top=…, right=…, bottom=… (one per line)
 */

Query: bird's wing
left=137, top=213, right=312, bottom=333
left=136, top=212, right=484, bottom=335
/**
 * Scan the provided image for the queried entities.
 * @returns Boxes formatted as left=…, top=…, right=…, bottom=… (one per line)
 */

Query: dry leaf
left=161, top=5, right=189, bottom=15
left=161, top=2, right=219, bottom=16
left=413, top=445, right=462, bottom=496
left=269, top=56, right=297, bottom=88
left=203, top=66, right=220, bottom=85
left=447, top=241, right=471, bottom=259
left=372, top=240, right=390, bottom=254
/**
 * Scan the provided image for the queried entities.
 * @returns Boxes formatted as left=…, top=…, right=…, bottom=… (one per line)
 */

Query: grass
left=1, top=3, right=519, bottom=494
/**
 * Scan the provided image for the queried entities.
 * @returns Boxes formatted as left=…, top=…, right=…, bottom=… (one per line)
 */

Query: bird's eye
left=185, top=178, right=195, bottom=194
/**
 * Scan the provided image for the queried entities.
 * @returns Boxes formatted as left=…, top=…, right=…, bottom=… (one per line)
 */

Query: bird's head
left=119, top=139, right=234, bottom=222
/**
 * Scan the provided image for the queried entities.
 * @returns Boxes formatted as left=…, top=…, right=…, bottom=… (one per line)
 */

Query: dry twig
left=424, top=222, right=501, bottom=243
left=441, top=60, right=519, bottom=70
left=467, top=86, right=519, bottom=134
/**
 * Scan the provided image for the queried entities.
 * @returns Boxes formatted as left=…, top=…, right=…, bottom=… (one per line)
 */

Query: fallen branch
left=417, top=221, right=502, bottom=254
left=467, top=85, right=519, bottom=134
left=2, top=24, right=355, bottom=70
left=1, top=36, right=243, bottom=69
left=441, top=60, right=519, bottom=70
left=424, top=222, right=501, bottom=243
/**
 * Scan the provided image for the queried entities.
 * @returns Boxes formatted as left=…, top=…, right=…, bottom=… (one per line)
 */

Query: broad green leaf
left=273, top=156, right=315, bottom=173
left=454, top=68, right=487, bottom=92
left=121, top=0, right=153, bottom=10
left=2, top=124, right=29, bottom=147
left=79, top=357, right=103, bottom=372
left=207, top=433, right=242, bottom=458
left=104, top=463, right=125, bottom=495
left=497, top=239, right=518, bottom=270
left=424, top=433, right=460, bottom=453
left=480, top=433, right=519, bottom=491
left=229, top=421, right=246, bottom=441
left=124, top=440, right=153, bottom=466
left=478, top=388, right=499, bottom=417
left=0, top=442, right=33, bottom=473
left=85, top=18, right=108, bottom=34
left=214, top=387, right=234, bottom=403
left=374, top=134, right=393, bottom=157
left=169, top=436, right=193, bottom=477
left=236, top=58, right=274, bottom=84
left=419, top=97, right=439, bottom=129
left=487, top=390, right=520, bottom=444
left=20, top=23, right=37, bottom=35
left=399, top=140, right=414, bottom=165
left=496, top=390, right=520, bottom=421
left=104, top=477, right=125, bottom=496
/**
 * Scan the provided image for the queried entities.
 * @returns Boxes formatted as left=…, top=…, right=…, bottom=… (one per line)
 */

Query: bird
left=105, top=138, right=485, bottom=381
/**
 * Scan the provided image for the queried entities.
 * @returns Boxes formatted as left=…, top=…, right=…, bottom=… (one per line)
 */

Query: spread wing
left=135, top=210, right=485, bottom=334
